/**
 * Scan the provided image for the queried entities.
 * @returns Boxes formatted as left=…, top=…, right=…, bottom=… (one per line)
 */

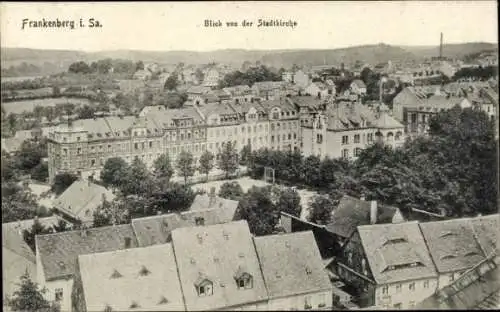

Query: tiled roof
left=223, top=85, right=251, bottom=96
left=252, top=81, right=285, bottom=91
left=171, top=220, right=268, bottom=310
left=351, top=79, right=367, bottom=89
left=417, top=253, right=500, bottom=310
left=357, top=222, right=437, bottom=284
left=288, top=96, right=322, bottom=110
left=187, top=85, right=212, bottom=94
left=197, top=102, right=237, bottom=118
left=419, top=218, right=487, bottom=273
left=229, top=101, right=266, bottom=115
left=372, top=111, right=404, bottom=129
left=190, top=194, right=239, bottom=215
left=326, top=195, right=402, bottom=238
left=54, top=179, right=115, bottom=223
left=470, top=214, right=499, bottom=256
left=77, top=244, right=185, bottom=311
left=258, top=98, right=297, bottom=114
left=36, top=224, right=138, bottom=281
left=131, top=202, right=237, bottom=247
left=144, top=107, right=204, bottom=128
left=254, top=231, right=332, bottom=299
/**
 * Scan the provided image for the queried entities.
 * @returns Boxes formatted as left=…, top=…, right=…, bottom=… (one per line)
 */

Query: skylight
left=139, top=266, right=151, bottom=276
left=110, top=269, right=122, bottom=279
left=158, top=296, right=168, bottom=305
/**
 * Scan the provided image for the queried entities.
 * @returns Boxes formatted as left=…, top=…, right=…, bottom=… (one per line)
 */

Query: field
left=191, top=176, right=318, bottom=220
left=1, top=97, right=94, bottom=114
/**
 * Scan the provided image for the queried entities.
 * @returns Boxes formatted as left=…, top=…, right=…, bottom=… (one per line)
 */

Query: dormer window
left=139, top=265, right=151, bottom=276
left=195, top=276, right=213, bottom=297
left=195, top=217, right=205, bottom=226
left=234, top=267, right=253, bottom=290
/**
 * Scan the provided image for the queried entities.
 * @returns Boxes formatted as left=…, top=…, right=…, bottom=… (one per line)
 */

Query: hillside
left=1, top=42, right=497, bottom=77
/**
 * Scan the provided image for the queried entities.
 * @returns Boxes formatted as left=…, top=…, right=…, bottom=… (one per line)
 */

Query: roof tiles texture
left=170, top=220, right=269, bottom=311
left=36, top=224, right=138, bottom=281
left=77, top=244, right=185, bottom=311
left=254, top=231, right=332, bottom=299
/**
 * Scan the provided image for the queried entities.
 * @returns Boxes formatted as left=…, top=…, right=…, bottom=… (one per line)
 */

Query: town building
left=293, top=70, right=310, bottom=88
left=203, top=68, right=220, bottom=88
left=335, top=221, right=439, bottom=309
left=392, top=87, right=471, bottom=135
left=52, top=178, right=115, bottom=226
left=133, top=69, right=153, bottom=81
left=416, top=253, right=500, bottom=309
left=350, top=79, right=367, bottom=95
left=282, top=71, right=293, bottom=83
left=228, top=100, right=270, bottom=151
left=2, top=217, right=62, bottom=305
left=222, top=85, right=253, bottom=104
left=72, top=244, right=185, bottom=312
left=302, top=101, right=404, bottom=160
left=418, top=215, right=498, bottom=290
left=254, top=231, right=333, bottom=310
left=258, top=98, right=301, bottom=152
left=304, top=82, right=333, bottom=99
left=252, top=81, right=285, bottom=101
left=35, top=225, right=139, bottom=311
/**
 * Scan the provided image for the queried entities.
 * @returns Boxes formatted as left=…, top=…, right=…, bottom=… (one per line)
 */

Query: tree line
left=218, top=65, right=282, bottom=88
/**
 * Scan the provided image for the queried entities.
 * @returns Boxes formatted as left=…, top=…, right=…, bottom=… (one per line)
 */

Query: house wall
left=374, top=277, right=438, bottom=309
left=437, top=271, right=467, bottom=290
left=267, top=290, right=332, bottom=311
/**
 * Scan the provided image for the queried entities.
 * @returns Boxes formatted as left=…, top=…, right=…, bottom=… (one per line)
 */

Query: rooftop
left=36, top=224, right=138, bottom=281
left=77, top=244, right=185, bottom=311
left=254, top=231, right=332, bottom=299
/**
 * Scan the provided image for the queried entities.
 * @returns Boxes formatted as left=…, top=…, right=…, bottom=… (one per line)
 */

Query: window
left=197, top=282, right=213, bottom=297
left=195, top=217, right=205, bottom=226
left=396, top=284, right=402, bottom=293
left=236, top=275, right=253, bottom=290
left=63, top=148, right=68, bottom=156
left=149, top=141, right=153, bottom=148
left=449, top=274, right=455, bottom=282
left=367, top=133, right=373, bottom=142
left=342, top=149, right=349, bottom=159
left=355, top=148, right=362, bottom=157
left=316, top=134, right=323, bottom=144
left=409, top=282, right=415, bottom=291
left=342, top=135, right=349, bottom=145
left=55, top=288, right=63, bottom=301
left=382, top=285, right=388, bottom=294
left=91, top=159, right=96, bottom=166
left=304, top=296, right=312, bottom=309
left=423, top=280, right=429, bottom=288
left=318, top=294, right=326, bottom=308
left=393, top=303, right=402, bottom=309
left=77, top=148, right=82, bottom=155
left=354, top=134, right=360, bottom=143
left=134, top=143, right=138, bottom=150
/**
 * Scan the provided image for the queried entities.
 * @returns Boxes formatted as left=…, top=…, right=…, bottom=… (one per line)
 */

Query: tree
left=7, top=271, right=59, bottom=312
left=218, top=181, right=244, bottom=201
left=121, top=157, right=153, bottom=196
left=164, top=74, right=179, bottom=91
left=152, top=182, right=197, bottom=213
left=176, top=151, right=195, bottom=185
left=100, top=157, right=129, bottom=189
left=135, top=61, right=144, bottom=71
left=22, top=218, right=53, bottom=252
left=51, top=173, right=78, bottom=195
left=198, top=150, right=214, bottom=181
left=30, top=162, right=48, bottom=182
left=235, top=186, right=279, bottom=236
left=153, top=153, right=174, bottom=183
left=277, top=188, right=302, bottom=218
left=307, top=195, right=335, bottom=225
left=93, top=198, right=130, bottom=228
left=239, top=144, right=252, bottom=166
left=217, top=142, right=239, bottom=179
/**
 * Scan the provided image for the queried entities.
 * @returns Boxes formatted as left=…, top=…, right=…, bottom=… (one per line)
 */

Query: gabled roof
left=131, top=203, right=238, bottom=247
left=252, top=81, right=284, bottom=91
left=197, top=102, right=237, bottom=119
left=351, top=79, right=367, bottom=89
left=171, top=220, right=268, bottom=311
left=326, top=195, right=403, bottom=238
left=190, top=194, right=239, bottom=215
left=36, top=224, right=138, bottom=281
left=254, top=231, right=332, bottom=299
left=419, top=218, right=487, bottom=274
left=54, top=179, right=115, bottom=223
left=187, top=85, right=212, bottom=95
left=357, top=222, right=437, bottom=284
left=77, top=244, right=185, bottom=311
left=372, top=111, right=404, bottom=129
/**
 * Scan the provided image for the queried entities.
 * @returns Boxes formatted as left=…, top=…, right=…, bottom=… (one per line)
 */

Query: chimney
left=439, top=32, right=443, bottom=59
left=208, top=187, right=216, bottom=208
left=370, top=200, right=378, bottom=224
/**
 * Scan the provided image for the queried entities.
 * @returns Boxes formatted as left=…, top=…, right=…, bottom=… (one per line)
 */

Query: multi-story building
left=222, top=85, right=253, bottom=104
left=258, top=98, right=301, bottom=152
left=70, top=220, right=333, bottom=311
left=335, top=221, right=439, bottom=309
left=252, top=81, right=285, bottom=101
left=47, top=107, right=206, bottom=183
left=203, top=68, right=220, bottom=88
left=301, top=101, right=405, bottom=160
left=293, top=70, right=310, bottom=88
left=229, top=100, right=270, bottom=151
left=392, top=87, right=471, bottom=135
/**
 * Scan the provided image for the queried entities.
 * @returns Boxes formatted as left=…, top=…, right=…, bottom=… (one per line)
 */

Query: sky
left=1, top=1, right=498, bottom=52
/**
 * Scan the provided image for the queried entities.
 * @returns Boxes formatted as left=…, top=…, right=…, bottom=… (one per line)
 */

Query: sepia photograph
left=1, top=1, right=498, bottom=311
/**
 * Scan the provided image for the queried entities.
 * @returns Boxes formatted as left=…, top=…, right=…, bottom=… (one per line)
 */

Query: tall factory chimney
left=439, top=32, right=443, bottom=59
